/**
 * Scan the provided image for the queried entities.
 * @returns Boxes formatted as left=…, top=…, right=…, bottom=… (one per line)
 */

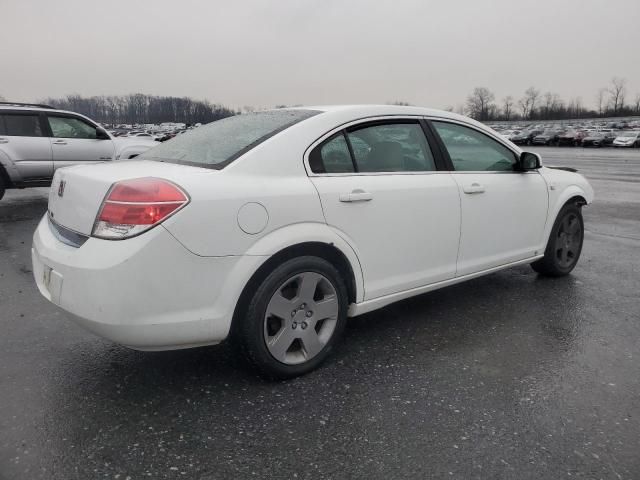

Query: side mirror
left=96, top=127, right=110, bottom=140
left=519, top=151, right=541, bottom=171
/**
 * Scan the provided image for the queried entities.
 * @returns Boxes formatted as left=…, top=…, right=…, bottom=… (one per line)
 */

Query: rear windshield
left=139, top=109, right=320, bottom=169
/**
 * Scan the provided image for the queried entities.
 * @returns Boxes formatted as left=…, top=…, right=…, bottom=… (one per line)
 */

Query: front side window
left=48, top=116, right=97, bottom=139
left=347, top=123, right=436, bottom=172
left=140, top=109, right=320, bottom=169
left=3, top=114, right=43, bottom=137
left=432, top=121, right=517, bottom=172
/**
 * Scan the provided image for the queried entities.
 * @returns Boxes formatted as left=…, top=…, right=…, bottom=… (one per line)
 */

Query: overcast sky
left=2, top=0, right=639, bottom=111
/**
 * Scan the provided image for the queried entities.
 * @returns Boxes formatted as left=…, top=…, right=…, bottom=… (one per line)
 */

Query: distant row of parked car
left=493, top=120, right=640, bottom=148
left=107, top=128, right=193, bottom=142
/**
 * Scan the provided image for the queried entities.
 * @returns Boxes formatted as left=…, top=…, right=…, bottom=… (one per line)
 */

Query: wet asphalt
left=1, top=147, right=639, bottom=479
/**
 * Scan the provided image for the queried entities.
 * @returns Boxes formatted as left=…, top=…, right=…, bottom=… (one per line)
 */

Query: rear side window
left=309, top=121, right=436, bottom=174
left=3, top=114, right=43, bottom=137
left=347, top=123, right=435, bottom=172
left=308, top=133, right=355, bottom=173
left=139, top=109, right=320, bottom=169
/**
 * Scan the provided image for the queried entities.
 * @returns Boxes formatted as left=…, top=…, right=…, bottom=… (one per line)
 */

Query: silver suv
left=0, top=102, right=158, bottom=200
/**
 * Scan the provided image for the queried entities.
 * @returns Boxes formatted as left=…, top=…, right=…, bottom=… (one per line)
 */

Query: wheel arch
left=0, top=150, right=17, bottom=187
left=230, top=240, right=362, bottom=337
left=0, top=163, right=11, bottom=187
left=541, top=188, right=589, bottom=252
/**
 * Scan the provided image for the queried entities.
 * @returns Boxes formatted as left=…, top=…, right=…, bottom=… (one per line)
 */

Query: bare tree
left=524, top=87, right=540, bottom=119
left=0, top=94, right=5, bottom=102
left=633, top=93, right=640, bottom=114
left=542, top=91, right=553, bottom=116
left=42, top=94, right=236, bottom=125
left=466, top=87, right=496, bottom=121
left=595, top=88, right=607, bottom=116
left=518, top=98, right=529, bottom=119
left=608, top=77, right=626, bottom=114
left=502, top=96, right=514, bottom=120
left=567, top=97, right=584, bottom=118
left=518, top=87, right=540, bottom=119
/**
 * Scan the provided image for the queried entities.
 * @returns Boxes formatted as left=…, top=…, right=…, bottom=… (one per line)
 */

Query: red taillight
left=107, top=178, right=187, bottom=203
left=92, top=178, right=188, bottom=239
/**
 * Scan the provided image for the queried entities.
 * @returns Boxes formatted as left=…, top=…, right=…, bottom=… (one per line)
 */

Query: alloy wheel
left=263, top=272, right=339, bottom=365
left=555, top=213, right=582, bottom=268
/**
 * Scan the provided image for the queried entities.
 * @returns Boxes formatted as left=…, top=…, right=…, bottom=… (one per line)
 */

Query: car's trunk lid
left=47, top=160, right=213, bottom=236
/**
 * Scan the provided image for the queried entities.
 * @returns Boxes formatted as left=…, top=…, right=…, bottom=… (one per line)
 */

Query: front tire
left=531, top=203, right=584, bottom=277
left=234, top=256, right=348, bottom=379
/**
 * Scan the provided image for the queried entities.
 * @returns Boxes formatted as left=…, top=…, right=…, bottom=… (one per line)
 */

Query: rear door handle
left=0, top=137, right=8, bottom=144
left=52, top=140, right=67, bottom=145
left=462, top=182, right=485, bottom=194
left=339, top=189, right=373, bottom=203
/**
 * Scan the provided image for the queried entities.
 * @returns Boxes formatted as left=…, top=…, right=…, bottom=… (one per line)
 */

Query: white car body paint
left=33, top=105, right=594, bottom=351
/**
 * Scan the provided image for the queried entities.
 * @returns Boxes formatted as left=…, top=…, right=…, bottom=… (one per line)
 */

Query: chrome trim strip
left=47, top=216, right=88, bottom=248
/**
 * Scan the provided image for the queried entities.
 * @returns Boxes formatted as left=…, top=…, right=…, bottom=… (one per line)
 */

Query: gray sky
left=2, top=0, right=639, bottom=111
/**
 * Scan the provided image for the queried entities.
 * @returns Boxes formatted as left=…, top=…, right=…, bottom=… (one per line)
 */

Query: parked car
left=601, top=130, right=619, bottom=145
left=557, top=130, right=587, bottom=146
left=510, top=129, right=542, bottom=146
left=128, top=132, right=155, bottom=139
left=532, top=129, right=563, bottom=146
left=582, top=132, right=606, bottom=147
left=498, top=129, right=520, bottom=141
left=612, top=131, right=640, bottom=148
left=0, top=102, right=158, bottom=200
left=32, top=105, right=593, bottom=378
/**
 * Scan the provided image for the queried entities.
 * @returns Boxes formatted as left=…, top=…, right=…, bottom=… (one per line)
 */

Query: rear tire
left=531, top=203, right=584, bottom=277
left=0, top=175, right=5, bottom=201
left=233, top=256, right=348, bottom=379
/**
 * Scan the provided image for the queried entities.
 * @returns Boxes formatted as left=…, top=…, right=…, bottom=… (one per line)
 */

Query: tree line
left=37, top=94, right=237, bottom=125
left=462, top=77, right=640, bottom=122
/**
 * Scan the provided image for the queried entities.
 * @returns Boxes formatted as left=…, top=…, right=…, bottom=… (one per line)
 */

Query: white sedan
left=32, top=105, right=594, bottom=378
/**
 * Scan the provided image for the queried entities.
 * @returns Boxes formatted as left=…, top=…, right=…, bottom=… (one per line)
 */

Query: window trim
left=425, top=118, right=526, bottom=173
left=304, top=116, right=448, bottom=177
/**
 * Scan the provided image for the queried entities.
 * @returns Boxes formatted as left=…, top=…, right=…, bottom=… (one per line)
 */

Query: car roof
left=284, top=104, right=495, bottom=136
left=294, top=104, right=467, bottom=121
left=0, top=105, right=84, bottom=116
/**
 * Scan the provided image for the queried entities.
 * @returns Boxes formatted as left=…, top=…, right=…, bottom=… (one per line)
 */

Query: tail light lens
left=92, top=178, right=189, bottom=239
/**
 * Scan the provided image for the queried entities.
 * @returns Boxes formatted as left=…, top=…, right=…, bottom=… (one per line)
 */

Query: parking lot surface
left=1, top=147, right=639, bottom=479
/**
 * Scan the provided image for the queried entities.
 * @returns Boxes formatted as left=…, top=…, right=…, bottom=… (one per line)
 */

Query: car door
left=45, top=114, right=115, bottom=171
left=308, top=119, right=461, bottom=300
left=430, top=120, right=548, bottom=276
left=0, top=111, right=52, bottom=182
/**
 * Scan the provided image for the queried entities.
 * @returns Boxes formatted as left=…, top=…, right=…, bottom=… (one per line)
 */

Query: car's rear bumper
left=32, top=215, right=250, bottom=350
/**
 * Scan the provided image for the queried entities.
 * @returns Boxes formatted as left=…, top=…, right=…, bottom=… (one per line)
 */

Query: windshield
left=139, top=109, right=320, bottom=169
left=619, top=131, right=638, bottom=137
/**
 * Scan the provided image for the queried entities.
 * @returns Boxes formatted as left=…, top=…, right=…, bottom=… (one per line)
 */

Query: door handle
left=339, top=189, right=373, bottom=203
left=462, top=182, right=485, bottom=194
left=52, top=140, right=67, bottom=145
left=0, top=137, right=8, bottom=144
